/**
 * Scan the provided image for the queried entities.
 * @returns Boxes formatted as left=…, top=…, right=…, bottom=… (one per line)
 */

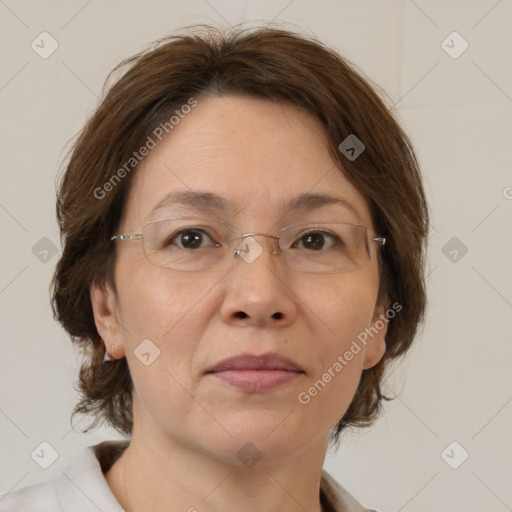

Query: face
left=91, top=95, right=387, bottom=465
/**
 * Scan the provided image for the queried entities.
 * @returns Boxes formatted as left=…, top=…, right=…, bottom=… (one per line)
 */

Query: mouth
left=205, top=352, right=304, bottom=393
left=207, top=369, right=303, bottom=393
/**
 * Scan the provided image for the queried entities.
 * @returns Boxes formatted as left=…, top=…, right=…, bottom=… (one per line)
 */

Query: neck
left=106, top=429, right=329, bottom=512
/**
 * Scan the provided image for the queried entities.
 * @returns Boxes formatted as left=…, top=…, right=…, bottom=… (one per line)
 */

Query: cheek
left=294, top=271, right=378, bottom=423
left=114, top=263, right=217, bottom=405
left=300, top=270, right=378, bottom=349
left=114, top=263, right=214, bottom=425
left=115, top=257, right=214, bottom=344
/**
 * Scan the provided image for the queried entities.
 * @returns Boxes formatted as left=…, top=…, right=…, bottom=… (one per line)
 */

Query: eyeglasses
left=111, top=217, right=386, bottom=273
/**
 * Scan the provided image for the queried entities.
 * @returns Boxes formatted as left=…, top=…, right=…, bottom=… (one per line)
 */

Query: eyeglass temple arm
left=111, top=234, right=143, bottom=241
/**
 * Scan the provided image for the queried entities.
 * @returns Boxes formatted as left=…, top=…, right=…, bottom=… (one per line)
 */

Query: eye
left=292, top=231, right=341, bottom=251
left=167, top=229, right=220, bottom=250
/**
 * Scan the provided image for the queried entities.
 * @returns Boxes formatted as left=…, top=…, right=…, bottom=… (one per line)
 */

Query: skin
left=90, top=95, right=387, bottom=512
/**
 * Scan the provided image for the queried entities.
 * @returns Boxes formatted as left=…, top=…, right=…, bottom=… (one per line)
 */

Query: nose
left=219, top=235, right=297, bottom=328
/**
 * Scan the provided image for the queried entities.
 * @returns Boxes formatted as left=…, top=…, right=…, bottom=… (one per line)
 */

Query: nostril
left=272, top=312, right=283, bottom=320
left=234, top=311, right=248, bottom=319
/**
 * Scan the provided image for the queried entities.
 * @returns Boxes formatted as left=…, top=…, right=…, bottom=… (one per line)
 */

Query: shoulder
left=0, top=440, right=128, bottom=512
left=0, top=480, right=58, bottom=512
left=320, top=469, right=379, bottom=512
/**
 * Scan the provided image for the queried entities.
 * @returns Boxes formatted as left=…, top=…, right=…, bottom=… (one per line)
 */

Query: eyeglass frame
left=110, top=216, right=387, bottom=273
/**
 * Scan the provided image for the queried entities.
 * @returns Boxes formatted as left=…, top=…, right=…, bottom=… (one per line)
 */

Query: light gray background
left=1, top=1, right=511, bottom=511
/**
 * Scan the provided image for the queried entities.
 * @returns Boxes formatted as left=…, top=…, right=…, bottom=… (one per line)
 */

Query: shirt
left=0, top=440, right=377, bottom=512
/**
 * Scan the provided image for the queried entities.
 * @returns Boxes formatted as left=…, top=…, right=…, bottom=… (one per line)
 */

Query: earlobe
left=362, top=337, right=386, bottom=370
left=362, top=304, right=388, bottom=370
left=90, top=280, right=125, bottom=358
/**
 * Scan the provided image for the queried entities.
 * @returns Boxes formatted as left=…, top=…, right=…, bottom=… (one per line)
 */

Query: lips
left=205, top=352, right=303, bottom=373
left=205, top=353, right=304, bottom=393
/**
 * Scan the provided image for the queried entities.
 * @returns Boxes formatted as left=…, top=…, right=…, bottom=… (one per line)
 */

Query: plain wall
left=0, top=1, right=510, bottom=511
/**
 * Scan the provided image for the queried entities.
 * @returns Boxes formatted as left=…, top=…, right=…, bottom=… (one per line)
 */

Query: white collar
left=52, top=439, right=371, bottom=512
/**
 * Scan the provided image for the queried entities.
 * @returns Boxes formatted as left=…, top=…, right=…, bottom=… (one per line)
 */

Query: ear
left=362, top=303, right=388, bottom=370
left=90, top=280, right=126, bottom=359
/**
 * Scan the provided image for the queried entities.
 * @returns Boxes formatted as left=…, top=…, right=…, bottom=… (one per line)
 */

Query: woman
left=0, top=25, right=428, bottom=511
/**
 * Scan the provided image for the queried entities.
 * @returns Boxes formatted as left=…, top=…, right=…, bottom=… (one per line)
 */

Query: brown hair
left=51, top=24, right=429, bottom=445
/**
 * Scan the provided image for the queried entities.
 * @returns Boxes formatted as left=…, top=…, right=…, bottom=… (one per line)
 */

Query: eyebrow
left=287, top=192, right=361, bottom=220
left=148, top=190, right=361, bottom=221
left=148, top=190, right=229, bottom=218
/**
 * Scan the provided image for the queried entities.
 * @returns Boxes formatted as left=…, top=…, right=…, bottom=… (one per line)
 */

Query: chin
left=196, top=421, right=310, bottom=466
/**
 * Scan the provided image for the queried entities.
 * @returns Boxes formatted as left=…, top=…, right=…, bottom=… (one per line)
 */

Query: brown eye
left=169, top=229, right=216, bottom=249
left=302, top=233, right=325, bottom=250
left=293, top=231, right=339, bottom=251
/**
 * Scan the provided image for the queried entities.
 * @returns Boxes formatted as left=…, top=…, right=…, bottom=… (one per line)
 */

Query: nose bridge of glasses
left=238, top=232, right=281, bottom=253
left=233, top=232, right=282, bottom=258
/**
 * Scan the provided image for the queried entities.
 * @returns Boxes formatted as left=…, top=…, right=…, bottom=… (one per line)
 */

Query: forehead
left=121, top=96, right=373, bottom=229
